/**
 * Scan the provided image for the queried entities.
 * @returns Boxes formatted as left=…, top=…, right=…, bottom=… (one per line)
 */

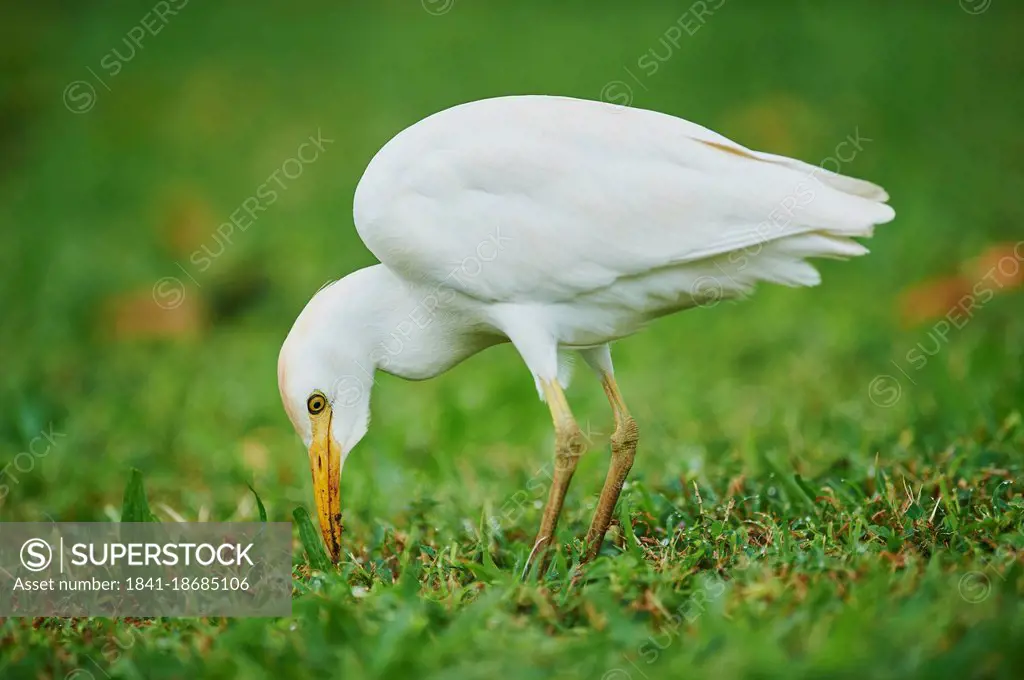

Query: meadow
left=1, top=1, right=1022, bottom=677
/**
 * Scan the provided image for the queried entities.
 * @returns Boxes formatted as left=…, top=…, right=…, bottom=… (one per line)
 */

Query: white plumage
left=277, top=95, right=894, bottom=563
left=346, top=95, right=892, bottom=388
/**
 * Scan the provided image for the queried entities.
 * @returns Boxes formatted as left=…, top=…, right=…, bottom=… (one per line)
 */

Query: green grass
left=1, top=1, right=1023, bottom=678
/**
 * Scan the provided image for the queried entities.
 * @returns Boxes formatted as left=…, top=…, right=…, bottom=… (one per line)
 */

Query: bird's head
left=277, top=277, right=378, bottom=562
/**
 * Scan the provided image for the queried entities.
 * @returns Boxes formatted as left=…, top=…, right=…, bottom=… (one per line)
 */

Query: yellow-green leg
left=584, top=372, right=639, bottom=561
left=526, top=379, right=586, bottom=576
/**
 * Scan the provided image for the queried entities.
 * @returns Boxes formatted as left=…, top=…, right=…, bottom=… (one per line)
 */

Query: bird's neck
left=320, top=265, right=496, bottom=381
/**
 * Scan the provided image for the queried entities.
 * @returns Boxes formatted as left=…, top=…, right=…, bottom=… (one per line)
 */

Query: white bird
left=277, top=95, right=894, bottom=567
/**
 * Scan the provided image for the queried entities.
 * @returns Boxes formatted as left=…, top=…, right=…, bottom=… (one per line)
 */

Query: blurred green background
left=1, top=1, right=1022, bottom=678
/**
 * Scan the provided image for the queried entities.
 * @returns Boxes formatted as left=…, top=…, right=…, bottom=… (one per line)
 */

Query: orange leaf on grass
left=898, top=276, right=971, bottom=327
left=101, top=287, right=206, bottom=340
left=898, top=242, right=1023, bottom=327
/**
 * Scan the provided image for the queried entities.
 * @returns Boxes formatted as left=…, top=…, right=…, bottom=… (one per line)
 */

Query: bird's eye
left=307, top=394, right=327, bottom=415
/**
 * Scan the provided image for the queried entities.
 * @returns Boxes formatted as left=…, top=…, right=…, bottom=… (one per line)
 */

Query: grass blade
left=294, top=506, right=332, bottom=572
left=247, top=483, right=268, bottom=522
left=121, top=468, right=157, bottom=522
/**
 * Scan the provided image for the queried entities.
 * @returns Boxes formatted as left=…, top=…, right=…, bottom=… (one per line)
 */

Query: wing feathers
left=354, top=95, right=894, bottom=307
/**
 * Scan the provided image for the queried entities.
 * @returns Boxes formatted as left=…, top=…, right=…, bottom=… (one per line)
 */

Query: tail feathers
left=584, top=227, right=875, bottom=321
left=752, top=257, right=822, bottom=287
left=818, top=173, right=889, bottom=202
left=737, top=232, right=874, bottom=290
left=760, top=151, right=891, bottom=202
left=786, top=180, right=895, bottom=237
left=771, top=233, right=871, bottom=260
left=684, top=123, right=891, bottom=202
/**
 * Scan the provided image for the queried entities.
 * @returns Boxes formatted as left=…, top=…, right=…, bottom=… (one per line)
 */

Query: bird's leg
left=527, top=379, right=586, bottom=576
left=584, top=372, right=639, bottom=562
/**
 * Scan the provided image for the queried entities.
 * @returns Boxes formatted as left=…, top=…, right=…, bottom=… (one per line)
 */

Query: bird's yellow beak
left=308, top=408, right=343, bottom=563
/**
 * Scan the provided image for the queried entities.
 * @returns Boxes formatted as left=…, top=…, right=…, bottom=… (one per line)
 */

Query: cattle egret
left=277, top=95, right=895, bottom=568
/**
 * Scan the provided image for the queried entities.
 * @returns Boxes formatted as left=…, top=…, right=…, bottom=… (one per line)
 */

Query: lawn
left=1, top=1, right=1022, bottom=678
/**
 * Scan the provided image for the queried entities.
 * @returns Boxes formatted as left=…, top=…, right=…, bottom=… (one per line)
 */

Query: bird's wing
left=352, top=95, right=894, bottom=303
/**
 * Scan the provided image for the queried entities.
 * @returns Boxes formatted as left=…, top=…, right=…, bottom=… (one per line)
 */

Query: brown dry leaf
left=726, top=474, right=746, bottom=498
left=898, top=276, right=970, bottom=327
left=964, top=242, right=1024, bottom=290
left=101, top=287, right=206, bottom=340
left=879, top=551, right=907, bottom=570
left=898, top=242, right=1023, bottom=327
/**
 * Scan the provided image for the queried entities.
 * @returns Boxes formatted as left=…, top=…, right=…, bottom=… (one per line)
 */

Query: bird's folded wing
left=353, top=95, right=894, bottom=303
